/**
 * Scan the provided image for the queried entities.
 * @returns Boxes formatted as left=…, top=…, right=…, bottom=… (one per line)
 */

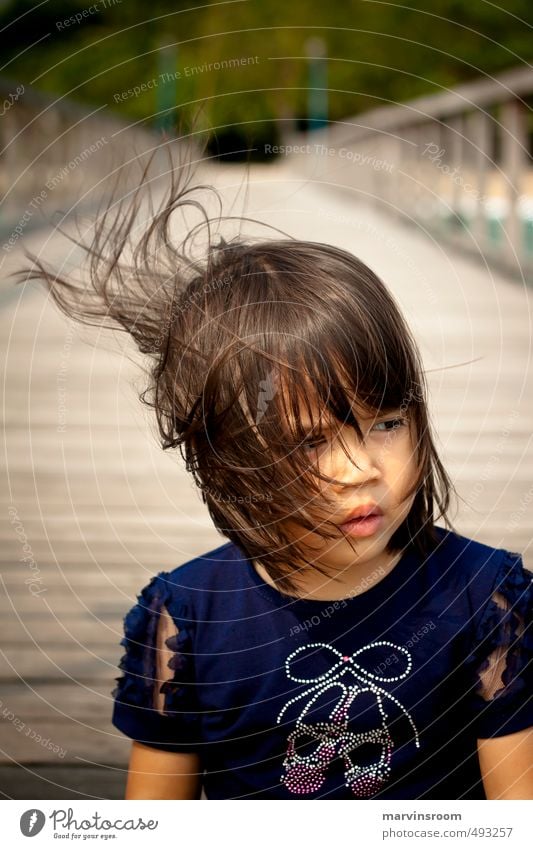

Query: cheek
left=385, top=441, right=419, bottom=491
left=282, top=518, right=324, bottom=548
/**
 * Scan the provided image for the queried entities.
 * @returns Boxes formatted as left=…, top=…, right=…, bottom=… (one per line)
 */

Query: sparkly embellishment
left=276, top=640, right=420, bottom=797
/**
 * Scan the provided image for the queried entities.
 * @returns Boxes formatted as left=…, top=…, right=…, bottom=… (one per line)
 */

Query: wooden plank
left=0, top=766, right=127, bottom=799
left=0, top=719, right=133, bottom=765
left=1, top=681, right=119, bottom=717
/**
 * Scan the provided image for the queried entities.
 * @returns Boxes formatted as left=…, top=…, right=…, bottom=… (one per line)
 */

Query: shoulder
left=427, top=524, right=532, bottom=609
left=140, top=539, right=248, bottom=614
left=430, top=523, right=508, bottom=572
left=122, top=539, right=247, bottom=639
left=164, top=538, right=247, bottom=590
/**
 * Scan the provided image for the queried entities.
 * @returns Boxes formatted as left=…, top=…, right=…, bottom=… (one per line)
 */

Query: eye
left=371, top=417, right=408, bottom=434
left=302, top=417, right=409, bottom=450
left=303, top=435, right=327, bottom=451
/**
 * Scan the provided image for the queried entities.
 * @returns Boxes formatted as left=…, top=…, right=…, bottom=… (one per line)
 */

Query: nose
left=332, top=430, right=382, bottom=488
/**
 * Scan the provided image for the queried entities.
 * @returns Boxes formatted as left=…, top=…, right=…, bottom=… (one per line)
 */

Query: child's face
left=281, top=397, right=419, bottom=578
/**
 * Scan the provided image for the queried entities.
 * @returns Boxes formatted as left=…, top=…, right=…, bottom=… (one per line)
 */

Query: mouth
left=337, top=503, right=384, bottom=538
left=339, top=503, right=383, bottom=524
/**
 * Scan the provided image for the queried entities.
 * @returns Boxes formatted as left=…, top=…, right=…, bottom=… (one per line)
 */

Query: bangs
left=217, top=239, right=424, bottom=455
left=272, top=345, right=415, bottom=447
left=246, top=294, right=421, bottom=456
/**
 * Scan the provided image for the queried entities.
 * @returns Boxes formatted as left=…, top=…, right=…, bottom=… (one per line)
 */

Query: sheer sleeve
left=111, top=572, right=200, bottom=752
left=465, top=550, right=533, bottom=739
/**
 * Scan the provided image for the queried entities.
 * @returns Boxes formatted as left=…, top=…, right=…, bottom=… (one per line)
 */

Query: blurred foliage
left=0, top=0, right=532, bottom=152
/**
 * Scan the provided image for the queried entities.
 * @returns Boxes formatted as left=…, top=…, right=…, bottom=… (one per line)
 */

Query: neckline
left=245, top=543, right=418, bottom=608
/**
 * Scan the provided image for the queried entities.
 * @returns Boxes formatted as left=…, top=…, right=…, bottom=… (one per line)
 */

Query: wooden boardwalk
left=1, top=161, right=532, bottom=799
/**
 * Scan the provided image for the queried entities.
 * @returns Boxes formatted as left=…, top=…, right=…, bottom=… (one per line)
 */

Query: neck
left=252, top=549, right=404, bottom=602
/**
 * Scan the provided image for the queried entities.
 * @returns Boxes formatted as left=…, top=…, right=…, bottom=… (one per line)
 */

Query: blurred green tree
left=0, top=0, right=531, bottom=157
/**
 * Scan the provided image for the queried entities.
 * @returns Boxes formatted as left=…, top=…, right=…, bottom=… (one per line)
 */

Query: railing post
left=305, top=38, right=328, bottom=132
left=383, top=134, right=402, bottom=219
left=500, top=98, right=528, bottom=269
left=448, top=114, right=464, bottom=227
left=468, top=109, right=491, bottom=250
left=156, top=42, right=178, bottom=135
left=403, top=124, right=422, bottom=218
left=0, top=107, right=17, bottom=217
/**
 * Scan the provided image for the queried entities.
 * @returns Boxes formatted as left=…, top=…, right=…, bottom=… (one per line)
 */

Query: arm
left=477, top=727, right=533, bottom=799
left=125, top=741, right=203, bottom=799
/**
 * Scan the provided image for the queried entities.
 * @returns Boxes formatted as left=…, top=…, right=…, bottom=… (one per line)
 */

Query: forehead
left=280, top=378, right=375, bottom=430
left=294, top=405, right=375, bottom=429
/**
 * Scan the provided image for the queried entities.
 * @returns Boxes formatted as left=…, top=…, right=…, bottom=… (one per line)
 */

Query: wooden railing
left=3, top=67, right=532, bottom=279
left=286, top=65, right=533, bottom=281
left=0, top=77, right=157, bottom=247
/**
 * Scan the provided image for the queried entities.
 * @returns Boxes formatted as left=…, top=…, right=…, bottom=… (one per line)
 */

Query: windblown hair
left=20, top=140, right=458, bottom=596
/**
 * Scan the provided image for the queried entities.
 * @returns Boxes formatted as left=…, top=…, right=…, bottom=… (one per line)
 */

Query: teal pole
left=156, top=42, right=177, bottom=134
left=306, top=37, right=328, bottom=130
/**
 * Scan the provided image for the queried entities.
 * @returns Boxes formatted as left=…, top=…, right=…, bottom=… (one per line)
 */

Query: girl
left=23, top=146, right=532, bottom=801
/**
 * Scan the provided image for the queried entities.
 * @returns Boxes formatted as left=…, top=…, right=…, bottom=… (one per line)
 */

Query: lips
left=338, top=502, right=383, bottom=524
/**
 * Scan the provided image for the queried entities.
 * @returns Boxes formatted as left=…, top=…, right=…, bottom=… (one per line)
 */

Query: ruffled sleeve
left=111, top=571, right=200, bottom=752
left=465, top=549, right=533, bottom=739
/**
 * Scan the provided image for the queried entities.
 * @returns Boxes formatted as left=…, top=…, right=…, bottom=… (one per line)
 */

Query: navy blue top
left=111, top=524, right=533, bottom=799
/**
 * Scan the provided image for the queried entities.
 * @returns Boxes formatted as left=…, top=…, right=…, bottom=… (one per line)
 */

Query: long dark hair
left=18, top=139, right=458, bottom=596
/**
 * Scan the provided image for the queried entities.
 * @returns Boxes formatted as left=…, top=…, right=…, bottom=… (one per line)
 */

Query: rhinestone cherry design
left=277, top=640, right=420, bottom=797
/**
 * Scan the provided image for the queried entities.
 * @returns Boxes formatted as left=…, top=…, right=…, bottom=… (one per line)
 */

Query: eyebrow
left=297, top=409, right=398, bottom=430
left=299, top=425, right=331, bottom=435
left=298, top=418, right=327, bottom=428
left=298, top=418, right=354, bottom=432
